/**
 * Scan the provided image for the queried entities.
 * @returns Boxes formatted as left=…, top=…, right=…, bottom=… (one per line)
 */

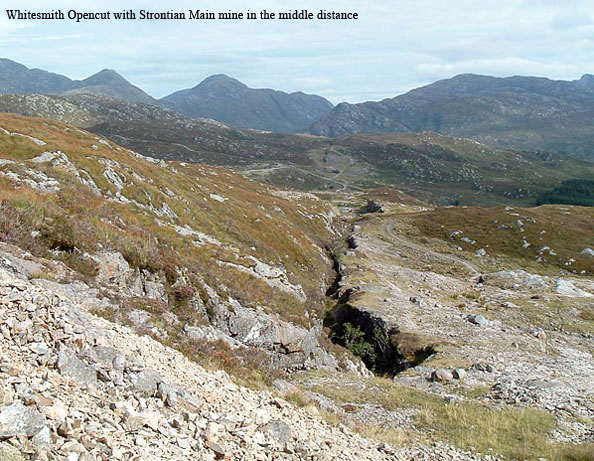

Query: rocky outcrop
left=90, top=251, right=168, bottom=301
left=195, top=278, right=338, bottom=371
left=217, top=256, right=306, bottom=302
left=2, top=244, right=340, bottom=374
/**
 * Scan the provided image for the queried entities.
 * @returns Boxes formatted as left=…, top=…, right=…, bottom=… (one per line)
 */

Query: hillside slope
left=0, top=113, right=346, bottom=374
left=1, top=113, right=593, bottom=460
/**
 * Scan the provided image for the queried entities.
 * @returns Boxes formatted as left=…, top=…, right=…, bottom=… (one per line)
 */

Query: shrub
left=341, top=322, right=377, bottom=363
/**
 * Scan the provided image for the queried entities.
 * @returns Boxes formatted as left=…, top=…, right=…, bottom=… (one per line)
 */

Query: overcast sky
left=1, top=0, right=593, bottom=103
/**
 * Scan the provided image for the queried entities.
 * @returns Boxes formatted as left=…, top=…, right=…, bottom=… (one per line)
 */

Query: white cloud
left=1, top=0, right=593, bottom=102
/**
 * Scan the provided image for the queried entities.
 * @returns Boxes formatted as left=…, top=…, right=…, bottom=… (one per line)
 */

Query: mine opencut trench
left=324, top=239, right=436, bottom=376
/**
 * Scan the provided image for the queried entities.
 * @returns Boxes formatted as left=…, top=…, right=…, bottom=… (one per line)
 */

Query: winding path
left=383, top=220, right=480, bottom=275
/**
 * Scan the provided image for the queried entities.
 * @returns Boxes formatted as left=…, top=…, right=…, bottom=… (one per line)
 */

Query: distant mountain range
left=160, top=74, right=334, bottom=133
left=2, top=58, right=594, bottom=157
left=308, top=73, right=594, bottom=158
left=0, top=59, right=156, bottom=104
left=0, top=59, right=333, bottom=133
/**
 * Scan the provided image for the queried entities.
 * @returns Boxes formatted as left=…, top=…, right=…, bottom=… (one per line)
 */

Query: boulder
left=452, top=368, right=467, bottom=380
left=263, top=420, right=292, bottom=446
left=0, top=403, right=47, bottom=438
left=430, top=369, right=453, bottom=382
left=129, top=369, right=162, bottom=396
left=56, top=348, right=98, bottom=387
left=468, top=314, right=489, bottom=326
left=92, top=251, right=130, bottom=287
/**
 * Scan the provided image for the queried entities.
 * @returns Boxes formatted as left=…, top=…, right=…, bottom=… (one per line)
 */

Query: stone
left=409, top=296, right=422, bottom=306
left=452, top=368, right=467, bottom=380
left=29, top=342, right=50, bottom=356
left=581, top=248, right=594, bottom=256
left=130, top=369, right=162, bottom=396
left=45, top=402, right=68, bottom=422
left=468, top=314, right=489, bottom=326
left=122, top=406, right=160, bottom=431
left=263, top=420, right=292, bottom=446
left=57, top=421, right=74, bottom=437
left=31, top=426, right=52, bottom=450
left=166, top=391, right=178, bottom=408
left=91, top=251, right=131, bottom=287
left=128, top=309, right=153, bottom=328
left=56, top=349, right=98, bottom=387
left=157, top=382, right=171, bottom=402
left=430, top=369, right=453, bottom=382
left=0, top=403, right=47, bottom=438
left=475, top=248, right=486, bottom=257
left=205, top=440, right=226, bottom=458
left=170, top=415, right=183, bottom=429
left=112, top=354, right=126, bottom=372
left=0, top=443, right=26, bottom=461
left=532, top=329, right=547, bottom=341
left=92, top=346, right=118, bottom=367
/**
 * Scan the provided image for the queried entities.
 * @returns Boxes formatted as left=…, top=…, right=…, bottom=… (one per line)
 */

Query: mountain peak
left=578, top=73, right=594, bottom=87
left=83, top=68, right=126, bottom=85
left=197, top=74, right=247, bottom=90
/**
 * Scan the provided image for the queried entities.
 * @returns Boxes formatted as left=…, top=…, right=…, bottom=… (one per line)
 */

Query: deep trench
left=324, top=242, right=435, bottom=376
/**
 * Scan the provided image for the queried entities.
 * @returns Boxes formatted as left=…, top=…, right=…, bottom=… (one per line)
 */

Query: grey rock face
left=199, top=283, right=338, bottom=371
left=91, top=251, right=168, bottom=301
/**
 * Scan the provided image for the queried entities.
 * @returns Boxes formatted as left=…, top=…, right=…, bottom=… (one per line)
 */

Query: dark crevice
left=324, top=237, right=435, bottom=376
left=346, top=235, right=357, bottom=249
left=325, top=245, right=342, bottom=297
left=326, top=295, right=410, bottom=376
